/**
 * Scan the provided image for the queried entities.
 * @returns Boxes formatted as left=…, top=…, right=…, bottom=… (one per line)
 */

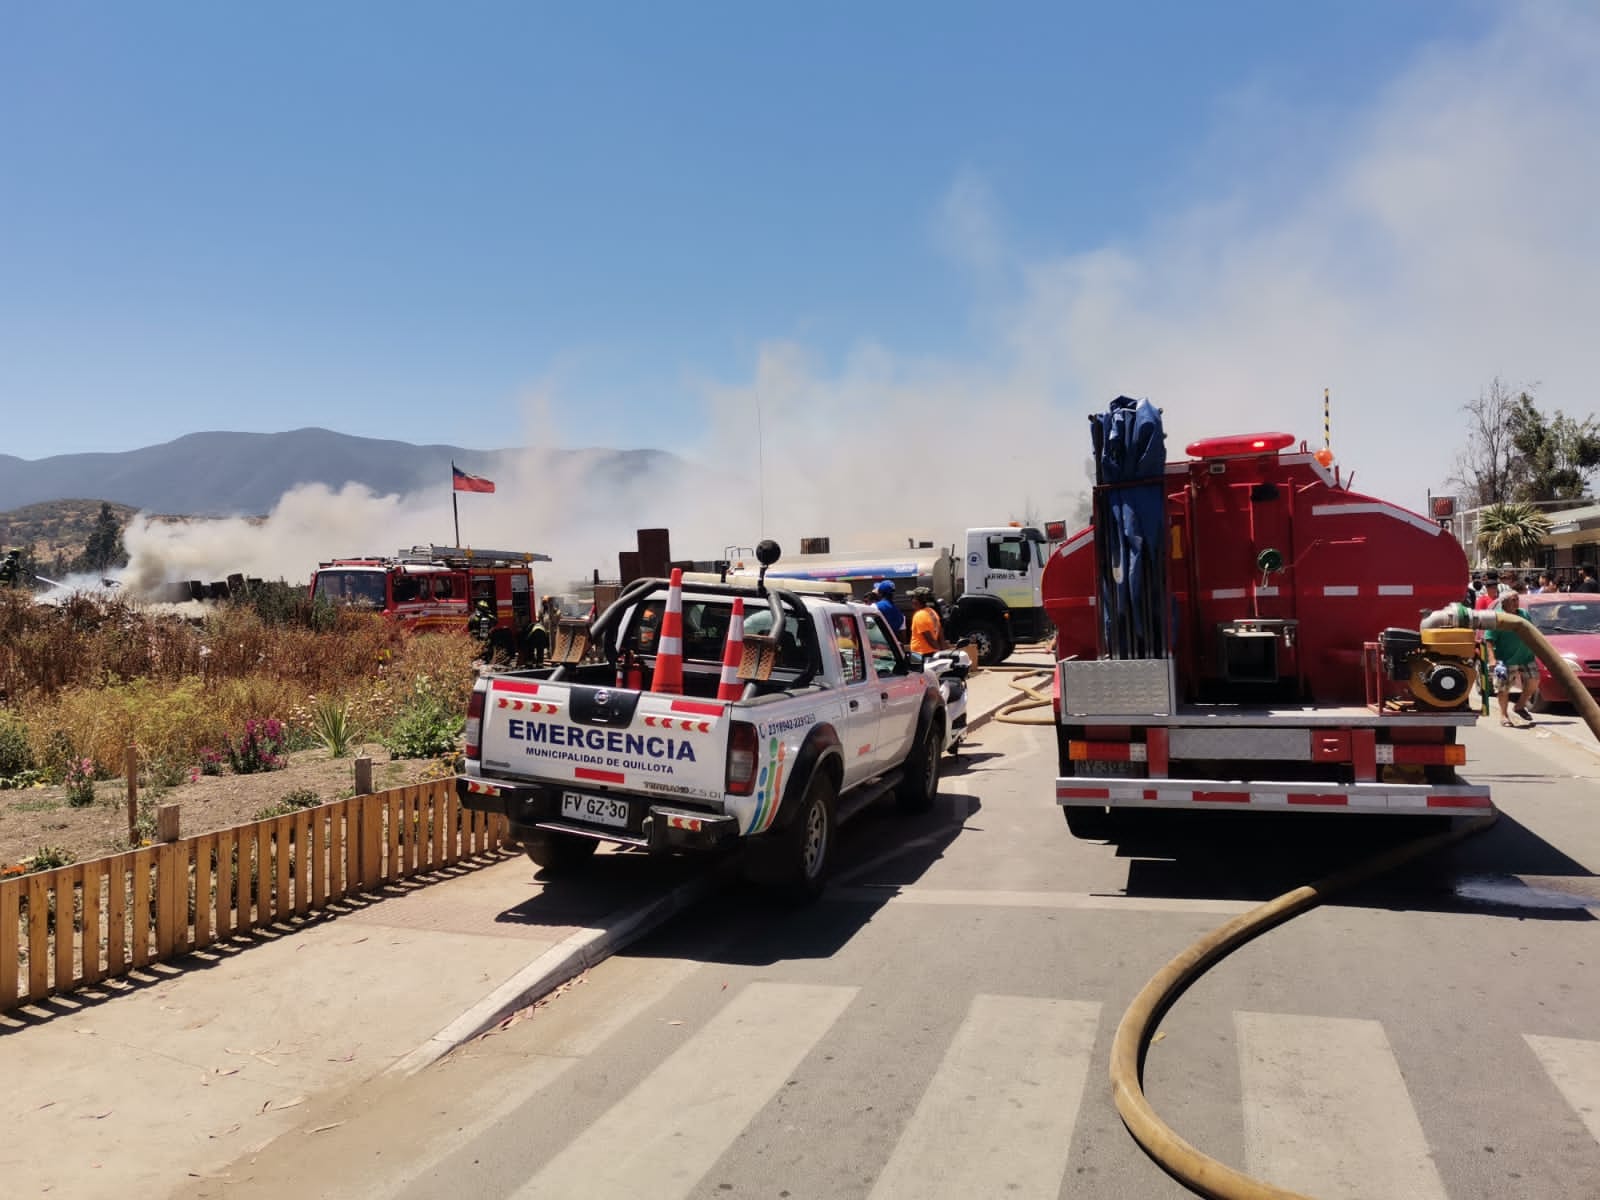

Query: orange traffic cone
left=717, top=597, right=746, bottom=702
left=651, top=568, right=685, bottom=695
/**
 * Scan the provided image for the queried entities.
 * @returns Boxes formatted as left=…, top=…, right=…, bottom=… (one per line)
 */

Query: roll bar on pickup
left=571, top=577, right=826, bottom=688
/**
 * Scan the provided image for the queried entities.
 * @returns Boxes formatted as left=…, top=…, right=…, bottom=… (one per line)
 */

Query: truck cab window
left=860, top=612, right=902, bottom=676
left=392, top=577, right=421, bottom=604
left=431, top=576, right=458, bottom=600
left=832, top=613, right=866, bottom=684
left=987, top=537, right=1027, bottom=573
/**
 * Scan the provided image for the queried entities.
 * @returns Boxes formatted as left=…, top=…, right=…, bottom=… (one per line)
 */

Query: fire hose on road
left=1076, top=606, right=1600, bottom=1199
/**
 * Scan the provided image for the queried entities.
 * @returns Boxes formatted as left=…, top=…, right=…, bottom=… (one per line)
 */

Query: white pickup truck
left=456, top=571, right=947, bottom=899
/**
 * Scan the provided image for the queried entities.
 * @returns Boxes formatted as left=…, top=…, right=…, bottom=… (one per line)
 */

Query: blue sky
left=5, top=1, right=1599, bottom=559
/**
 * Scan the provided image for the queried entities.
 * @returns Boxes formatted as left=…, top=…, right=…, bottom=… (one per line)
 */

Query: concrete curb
left=387, top=870, right=722, bottom=1077
left=395, top=667, right=1050, bottom=1072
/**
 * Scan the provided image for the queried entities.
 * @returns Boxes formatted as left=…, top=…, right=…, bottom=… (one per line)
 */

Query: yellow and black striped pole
left=1324, top=387, right=1331, bottom=453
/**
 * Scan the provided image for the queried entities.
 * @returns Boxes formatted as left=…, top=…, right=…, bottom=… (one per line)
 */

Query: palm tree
left=1476, top=501, right=1551, bottom=566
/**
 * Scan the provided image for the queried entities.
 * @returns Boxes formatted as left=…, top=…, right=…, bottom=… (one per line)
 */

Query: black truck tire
left=524, top=831, right=599, bottom=873
left=1062, top=805, right=1116, bottom=840
left=896, top=718, right=943, bottom=813
left=962, top=619, right=1010, bottom=666
left=747, top=771, right=836, bottom=903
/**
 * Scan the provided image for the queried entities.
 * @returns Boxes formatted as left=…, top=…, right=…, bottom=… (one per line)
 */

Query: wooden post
left=156, top=804, right=181, bottom=843
left=354, top=755, right=373, bottom=796
left=125, top=745, right=140, bottom=844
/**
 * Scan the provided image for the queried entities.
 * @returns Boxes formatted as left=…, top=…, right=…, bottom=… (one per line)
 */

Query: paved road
left=185, top=711, right=1600, bottom=1200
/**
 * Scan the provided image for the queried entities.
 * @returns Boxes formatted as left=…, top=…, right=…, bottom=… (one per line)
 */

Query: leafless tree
left=1449, top=376, right=1531, bottom=506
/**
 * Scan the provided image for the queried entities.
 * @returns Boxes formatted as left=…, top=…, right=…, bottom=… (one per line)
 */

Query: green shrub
left=310, top=695, right=360, bottom=757
left=254, top=786, right=323, bottom=821
left=25, top=845, right=75, bottom=873
left=0, top=709, right=34, bottom=777
left=147, top=756, right=188, bottom=789
left=382, top=676, right=464, bottom=760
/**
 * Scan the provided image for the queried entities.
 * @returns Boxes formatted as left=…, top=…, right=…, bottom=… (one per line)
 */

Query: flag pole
left=451, top=461, right=461, bottom=547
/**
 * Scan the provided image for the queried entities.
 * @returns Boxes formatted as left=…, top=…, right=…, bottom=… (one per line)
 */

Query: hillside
left=0, top=428, right=679, bottom=516
left=0, top=500, right=138, bottom=573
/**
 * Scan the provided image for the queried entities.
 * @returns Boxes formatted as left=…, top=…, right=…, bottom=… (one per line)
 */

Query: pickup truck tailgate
left=478, top=678, right=731, bottom=802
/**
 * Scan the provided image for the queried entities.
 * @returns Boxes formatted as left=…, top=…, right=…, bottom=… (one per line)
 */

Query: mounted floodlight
left=754, top=539, right=782, bottom=593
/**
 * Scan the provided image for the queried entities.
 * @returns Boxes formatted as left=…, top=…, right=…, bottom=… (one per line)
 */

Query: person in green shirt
left=1485, top=588, right=1541, bottom=725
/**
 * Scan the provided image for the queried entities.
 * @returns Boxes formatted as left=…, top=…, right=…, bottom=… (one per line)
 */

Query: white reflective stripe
left=868, top=996, right=1099, bottom=1200
left=720, top=663, right=739, bottom=687
left=1256, top=586, right=1280, bottom=597
left=1210, top=588, right=1248, bottom=600
left=1378, top=584, right=1415, bottom=596
left=1236, top=1012, right=1449, bottom=1200
left=1282, top=452, right=1338, bottom=485
left=1323, top=585, right=1360, bottom=597
left=1385, top=794, right=1431, bottom=809
left=1251, top=792, right=1290, bottom=806
left=1060, top=530, right=1094, bottom=557
left=512, top=983, right=856, bottom=1200
left=1311, top=502, right=1442, bottom=537
left=657, top=634, right=682, bottom=654
left=1525, top=1034, right=1600, bottom=1145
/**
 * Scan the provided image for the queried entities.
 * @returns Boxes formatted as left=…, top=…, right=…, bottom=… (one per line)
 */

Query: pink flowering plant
left=224, top=718, right=288, bottom=774
left=64, top=756, right=97, bottom=807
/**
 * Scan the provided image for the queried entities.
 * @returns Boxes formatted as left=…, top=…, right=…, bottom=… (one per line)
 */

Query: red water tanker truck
left=1047, top=404, right=1491, bottom=839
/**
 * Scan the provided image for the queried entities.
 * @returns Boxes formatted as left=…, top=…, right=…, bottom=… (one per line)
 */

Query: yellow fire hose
left=1088, top=610, right=1600, bottom=1199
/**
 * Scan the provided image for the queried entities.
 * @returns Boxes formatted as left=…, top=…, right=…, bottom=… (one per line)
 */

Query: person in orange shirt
left=908, top=588, right=945, bottom=655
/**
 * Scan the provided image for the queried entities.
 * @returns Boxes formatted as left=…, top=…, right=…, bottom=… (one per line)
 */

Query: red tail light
left=727, top=721, right=759, bottom=796
left=464, top=686, right=486, bottom=760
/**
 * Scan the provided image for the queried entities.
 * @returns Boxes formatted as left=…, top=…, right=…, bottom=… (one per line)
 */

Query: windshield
left=313, top=570, right=386, bottom=607
left=628, top=596, right=812, bottom=670
left=1522, top=601, right=1600, bottom=634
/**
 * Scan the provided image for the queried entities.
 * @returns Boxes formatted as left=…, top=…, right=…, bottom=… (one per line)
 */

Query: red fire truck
left=1047, top=403, right=1490, bottom=838
left=309, top=545, right=551, bottom=649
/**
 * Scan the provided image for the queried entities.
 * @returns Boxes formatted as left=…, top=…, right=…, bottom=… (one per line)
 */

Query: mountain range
left=0, top=428, right=677, bottom=516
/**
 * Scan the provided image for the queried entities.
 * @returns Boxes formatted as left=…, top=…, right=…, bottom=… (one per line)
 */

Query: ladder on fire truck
left=397, top=545, right=553, bottom=568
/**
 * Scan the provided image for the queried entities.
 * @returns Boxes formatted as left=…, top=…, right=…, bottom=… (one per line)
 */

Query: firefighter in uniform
left=468, top=599, right=498, bottom=647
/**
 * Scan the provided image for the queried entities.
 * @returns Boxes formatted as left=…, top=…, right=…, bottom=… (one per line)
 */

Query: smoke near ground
left=118, top=3, right=1600, bottom=593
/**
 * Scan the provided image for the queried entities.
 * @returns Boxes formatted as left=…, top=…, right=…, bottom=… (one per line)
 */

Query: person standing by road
left=908, top=588, right=945, bottom=655
left=1578, top=565, right=1600, bottom=593
left=872, top=580, right=906, bottom=640
left=1474, top=569, right=1501, bottom=610
left=1486, top=588, right=1541, bottom=726
left=540, top=594, right=563, bottom=635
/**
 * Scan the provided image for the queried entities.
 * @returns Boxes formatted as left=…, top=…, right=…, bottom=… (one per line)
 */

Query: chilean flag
left=452, top=464, right=495, bottom=494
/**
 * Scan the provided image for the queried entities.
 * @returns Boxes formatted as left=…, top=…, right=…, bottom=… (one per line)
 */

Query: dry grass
left=0, top=590, right=477, bottom=778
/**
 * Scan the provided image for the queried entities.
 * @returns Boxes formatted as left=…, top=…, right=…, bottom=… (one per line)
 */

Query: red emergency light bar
left=1184, top=432, right=1296, bottom=459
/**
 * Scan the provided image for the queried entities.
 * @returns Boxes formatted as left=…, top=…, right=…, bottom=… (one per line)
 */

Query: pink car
left=1518, top=593, right=1600, bottom=710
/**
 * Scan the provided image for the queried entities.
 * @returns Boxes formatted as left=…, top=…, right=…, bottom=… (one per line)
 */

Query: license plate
left=561, top=791, right=630, bottom=829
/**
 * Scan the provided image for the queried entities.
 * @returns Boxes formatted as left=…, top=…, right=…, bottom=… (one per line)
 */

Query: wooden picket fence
left=0, top=779, right=507, bottom=1014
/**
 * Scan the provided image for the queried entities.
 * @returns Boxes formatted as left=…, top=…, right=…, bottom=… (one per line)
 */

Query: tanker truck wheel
left=964, top=621, right=1010, bottom=667
left=1062, top=805, right=1116, bottom=840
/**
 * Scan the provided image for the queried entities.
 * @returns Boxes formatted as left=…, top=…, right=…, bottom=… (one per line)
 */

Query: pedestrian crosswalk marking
left=867, top=994, right=1100, bottom=1200
left=1235, top=1011, right=1449, bottom=1200
left=509, top=981, right=857, bottom=1200
left=1525, top=1034, right=1600, bottom=1145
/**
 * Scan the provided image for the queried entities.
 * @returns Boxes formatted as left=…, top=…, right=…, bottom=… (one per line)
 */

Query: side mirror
left=905, top=651, right=926, bottom=670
